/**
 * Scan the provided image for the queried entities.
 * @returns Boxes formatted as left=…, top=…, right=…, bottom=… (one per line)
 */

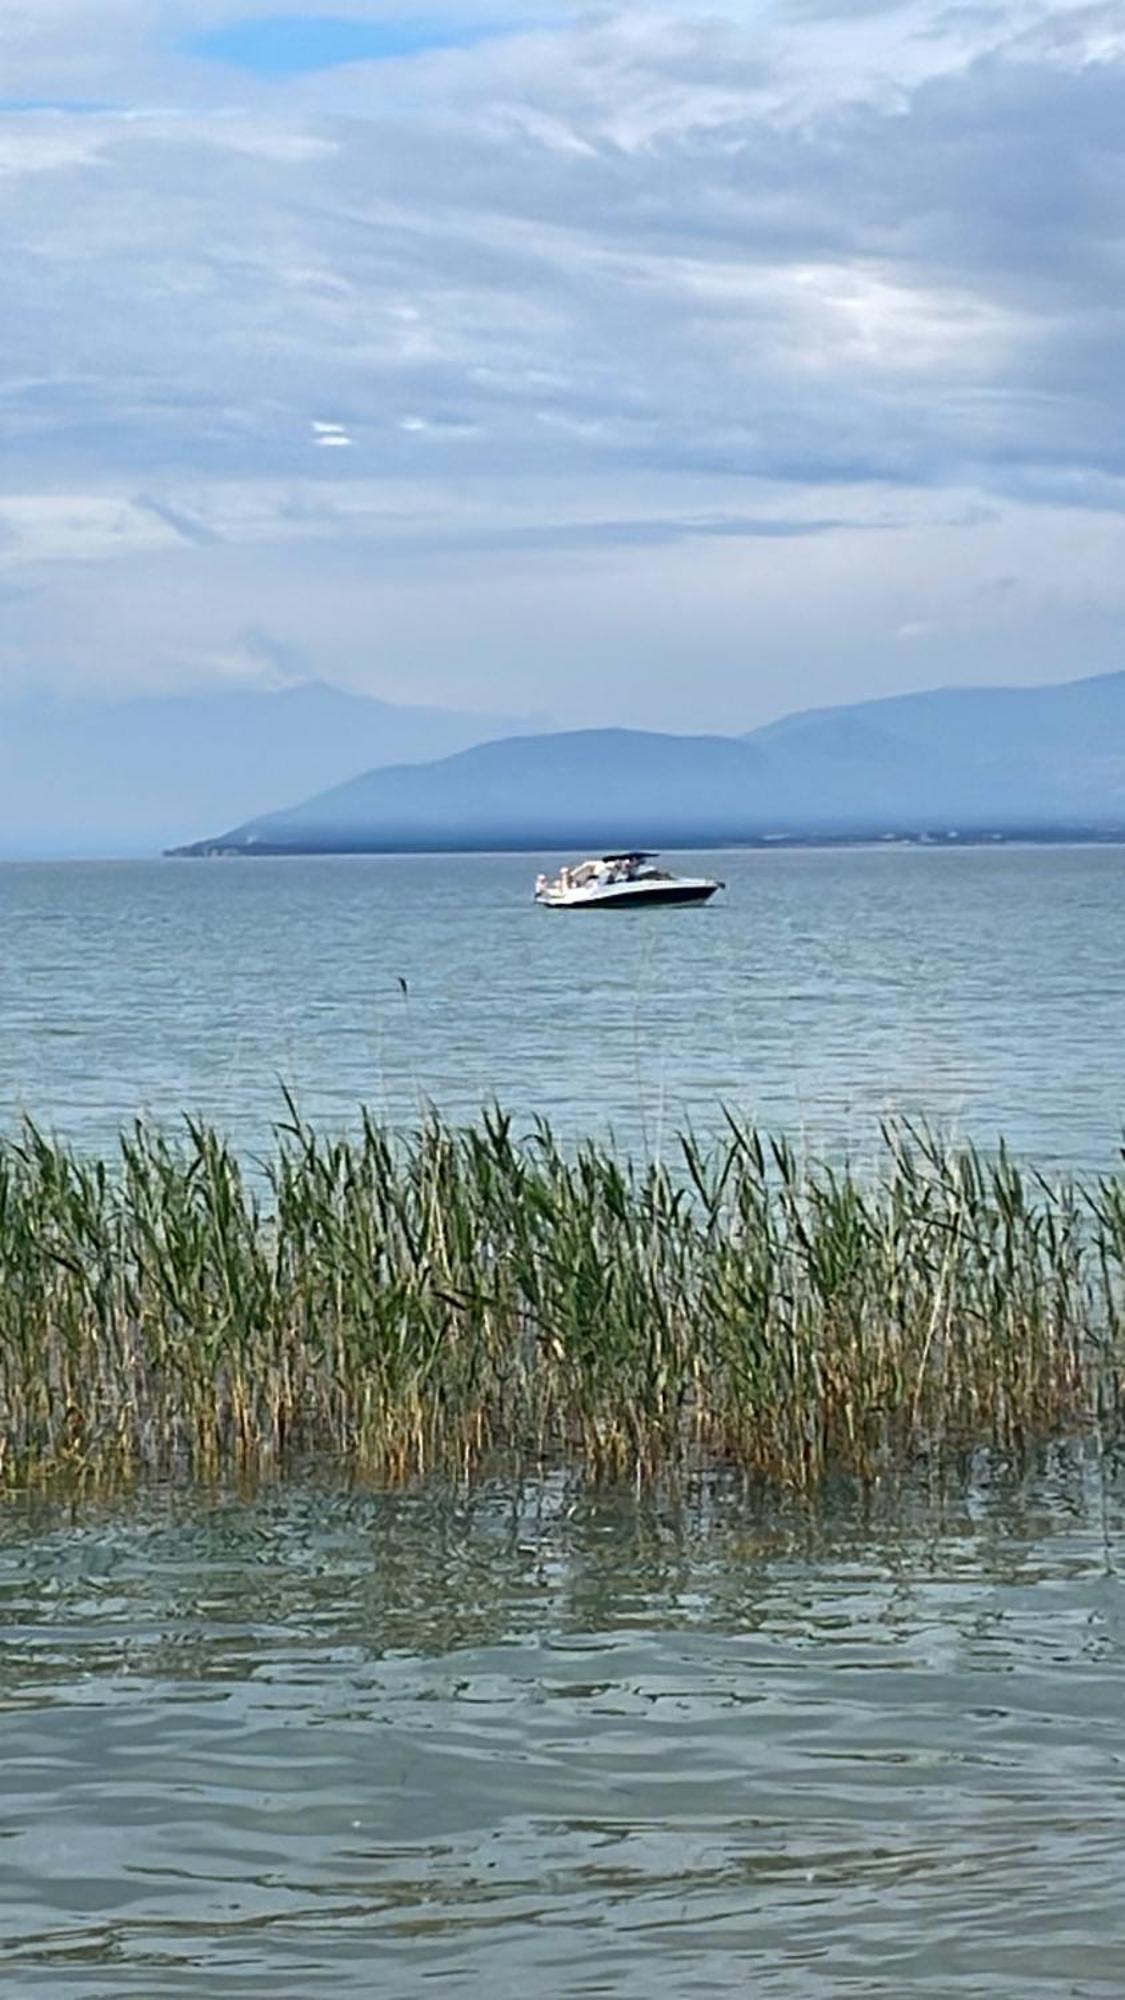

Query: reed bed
left=0, top=1106, right=1122, bottom=1491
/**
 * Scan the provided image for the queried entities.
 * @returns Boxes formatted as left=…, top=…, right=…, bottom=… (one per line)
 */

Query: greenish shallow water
left=2, top=1460, right=1124, bottom=1997
left=1, top=845, right=1125, bottom=1169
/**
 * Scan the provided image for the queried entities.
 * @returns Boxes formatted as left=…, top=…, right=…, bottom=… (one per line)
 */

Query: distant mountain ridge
left=175, top=669, right=1125, bottom=856
left=0, top=681, right=531, bottom=857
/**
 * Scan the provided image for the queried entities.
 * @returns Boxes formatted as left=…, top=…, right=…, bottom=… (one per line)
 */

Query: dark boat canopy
left=601, top=851, right=657, bottom=863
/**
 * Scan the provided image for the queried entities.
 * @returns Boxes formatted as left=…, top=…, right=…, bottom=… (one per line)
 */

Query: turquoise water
left=1, top=844, right=1123, bottom=1167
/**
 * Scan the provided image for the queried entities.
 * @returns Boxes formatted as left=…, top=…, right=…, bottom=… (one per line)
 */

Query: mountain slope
left=181, top=729, right=770, bottom=853
left=175, top=669, right=1125, bottom=856
left=747, top=673, right=1125, bottom=817
left=0, top=682, right=531, bottom=857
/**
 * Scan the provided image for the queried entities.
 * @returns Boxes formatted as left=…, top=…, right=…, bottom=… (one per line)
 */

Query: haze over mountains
left=177, top=670, right=1125, bottom=856
left=0, top=683, right=532, bottom=857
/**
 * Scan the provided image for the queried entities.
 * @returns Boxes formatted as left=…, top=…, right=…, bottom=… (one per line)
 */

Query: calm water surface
left=2, top=1461, right=1123, bottom=1997
left=1, top=845, right=1124, bottom=1167
left=4, top=850, right=1125, bottom=1995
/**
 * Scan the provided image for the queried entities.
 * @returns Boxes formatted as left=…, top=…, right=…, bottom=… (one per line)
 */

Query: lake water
left=2, top=1459, right=1124, bottom=1997
left=5, top=847, right=1125, bottom=1995
left=1, top=844, right=1124, bottom=1169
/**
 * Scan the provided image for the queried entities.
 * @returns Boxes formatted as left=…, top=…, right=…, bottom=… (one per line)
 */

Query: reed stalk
left=0, top=1109, right=1119, bottom=1491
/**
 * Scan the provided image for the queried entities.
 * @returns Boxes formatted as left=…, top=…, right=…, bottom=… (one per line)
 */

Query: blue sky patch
left=0, top=98, right=115, bottom=113
left=191, top=15, right=486, bottom=75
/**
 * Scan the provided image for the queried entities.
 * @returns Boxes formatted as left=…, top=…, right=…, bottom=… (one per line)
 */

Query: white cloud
left=0, top=0, right=1121, bottom=719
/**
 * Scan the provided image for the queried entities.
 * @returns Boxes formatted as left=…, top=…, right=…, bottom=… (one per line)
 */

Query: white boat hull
left=536, top=876, right=720, bottom=908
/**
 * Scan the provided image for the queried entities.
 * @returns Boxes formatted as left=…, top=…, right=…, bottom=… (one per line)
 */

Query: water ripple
left=1, top=1462, right=1124, bottom=1994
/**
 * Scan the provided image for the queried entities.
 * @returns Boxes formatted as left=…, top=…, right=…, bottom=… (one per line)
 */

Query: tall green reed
left=0, top=1108, right=1119, bottom=1490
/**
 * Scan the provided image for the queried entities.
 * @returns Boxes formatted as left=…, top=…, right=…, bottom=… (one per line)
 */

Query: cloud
left=134, top=493, right=224, bottom=544
left=0, top=0, right=1121, bottom=722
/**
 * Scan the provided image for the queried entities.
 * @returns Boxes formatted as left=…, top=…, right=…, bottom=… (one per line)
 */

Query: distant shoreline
left=167, top=825, right=1125, bottom=858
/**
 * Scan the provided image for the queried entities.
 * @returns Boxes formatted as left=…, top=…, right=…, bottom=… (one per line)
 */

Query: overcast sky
left=1, top=0, right=1122, bottom=730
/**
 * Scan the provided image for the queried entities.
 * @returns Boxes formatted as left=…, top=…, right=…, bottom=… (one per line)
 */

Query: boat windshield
left=597, top=852, right=663, bottom=882
left=537, top=853, right=671, bottom=895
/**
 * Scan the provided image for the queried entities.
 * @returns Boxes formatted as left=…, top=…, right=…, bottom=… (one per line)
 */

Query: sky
left=0, top=0, right=1123, bottom=731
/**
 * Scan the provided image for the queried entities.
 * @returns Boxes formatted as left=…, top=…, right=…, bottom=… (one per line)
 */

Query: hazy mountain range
left=0, top=683, right=532, bottom=857
left=176, top=670, right=1125, bottom=856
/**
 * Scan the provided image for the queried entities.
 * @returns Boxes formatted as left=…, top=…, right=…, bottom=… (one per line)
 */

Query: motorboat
left=534, top=852, right=724, bottom=909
